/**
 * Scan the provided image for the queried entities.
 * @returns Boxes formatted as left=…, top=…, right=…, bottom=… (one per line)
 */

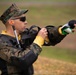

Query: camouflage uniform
left=0, top=4, right=42, bottom=75
left=0, top=34, right=42, bottom=75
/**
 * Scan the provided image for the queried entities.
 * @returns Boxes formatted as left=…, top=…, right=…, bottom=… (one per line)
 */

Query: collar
left=1, top=30, right=21, bottom=40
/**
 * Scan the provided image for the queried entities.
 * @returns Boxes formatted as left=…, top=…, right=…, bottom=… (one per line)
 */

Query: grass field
left=41, top=47, right=76, bottom=63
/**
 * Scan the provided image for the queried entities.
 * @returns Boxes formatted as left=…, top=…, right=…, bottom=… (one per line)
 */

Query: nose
left=24, top=21, right=28, bottom=25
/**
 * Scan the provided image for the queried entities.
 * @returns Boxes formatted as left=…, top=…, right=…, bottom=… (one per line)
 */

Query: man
left=0, top=3, right=76, bottom=75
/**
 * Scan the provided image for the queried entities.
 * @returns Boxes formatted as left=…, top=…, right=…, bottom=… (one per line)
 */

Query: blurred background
left=0, top=0, right=76, bottom=75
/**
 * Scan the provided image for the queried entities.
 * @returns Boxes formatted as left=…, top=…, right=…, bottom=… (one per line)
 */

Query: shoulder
left=0, top=34, right=9, bottom=41
left=0, top=34, right=16, bottom=46
left=0, top=34, right=9, bottom=45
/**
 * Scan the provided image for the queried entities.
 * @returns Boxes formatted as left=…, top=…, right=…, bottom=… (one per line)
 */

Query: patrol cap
left=0, top=3, right=28, bottom=24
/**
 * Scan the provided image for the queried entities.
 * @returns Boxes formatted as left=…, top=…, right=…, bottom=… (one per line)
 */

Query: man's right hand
left=33, top=28, right=48, bottom=47
left=37, top=28, right=48, bottom=39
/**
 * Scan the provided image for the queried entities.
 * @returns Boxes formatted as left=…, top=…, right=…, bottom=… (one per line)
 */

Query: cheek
left=14, top=22, right=21, bottom=30
left=16, top=23, right=25, bottom=31
left=14, top=21, right=25, bottom=32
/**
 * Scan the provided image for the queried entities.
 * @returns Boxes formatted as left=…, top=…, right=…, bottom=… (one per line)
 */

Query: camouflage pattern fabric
left=0, top=37, right=42, bottom=75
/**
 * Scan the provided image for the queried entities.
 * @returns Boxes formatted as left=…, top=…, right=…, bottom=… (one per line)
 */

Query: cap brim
left=10, top=9, right=28, bottom=19
left=18, top=9, right=28, bottom=16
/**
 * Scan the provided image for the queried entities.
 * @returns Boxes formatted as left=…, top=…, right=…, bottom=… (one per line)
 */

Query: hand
left=74, top=24, right=76, bottom=27
left=37, top=28, right=48, bottom=39
left=33, top=28, right=48, bottom=47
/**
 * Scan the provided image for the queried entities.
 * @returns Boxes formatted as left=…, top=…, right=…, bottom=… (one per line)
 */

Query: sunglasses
left=13, top=17, right=26, bottom=22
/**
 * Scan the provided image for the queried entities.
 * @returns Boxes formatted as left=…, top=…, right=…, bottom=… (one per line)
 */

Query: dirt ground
left=34, top=56, right=76, bottom=75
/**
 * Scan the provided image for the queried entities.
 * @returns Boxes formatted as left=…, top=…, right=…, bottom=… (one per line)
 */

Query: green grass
left=25, top=5, right=76, bottom=27
left=40, top=46, right=76, bottom=63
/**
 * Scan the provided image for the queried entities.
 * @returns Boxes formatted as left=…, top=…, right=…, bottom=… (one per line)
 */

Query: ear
left=8, top=19, right=14, bottom=25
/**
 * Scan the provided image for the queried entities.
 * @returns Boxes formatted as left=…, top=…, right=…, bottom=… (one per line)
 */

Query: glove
left=61, top=20, right=76, bottom=35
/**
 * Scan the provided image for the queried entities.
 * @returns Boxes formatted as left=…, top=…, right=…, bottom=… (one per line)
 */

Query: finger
left=41, top=28, right=47, bottom=31
left=74, top=24, right=76, bottom=27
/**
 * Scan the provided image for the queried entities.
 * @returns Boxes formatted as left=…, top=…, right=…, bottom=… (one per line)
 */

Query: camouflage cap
left=0, top=3, right=28, bottom=24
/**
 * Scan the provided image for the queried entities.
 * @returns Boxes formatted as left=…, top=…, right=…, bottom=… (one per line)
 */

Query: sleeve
left=0, top=40, right=42, bottom=70
left=44, top=25, right=67, bottom=46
